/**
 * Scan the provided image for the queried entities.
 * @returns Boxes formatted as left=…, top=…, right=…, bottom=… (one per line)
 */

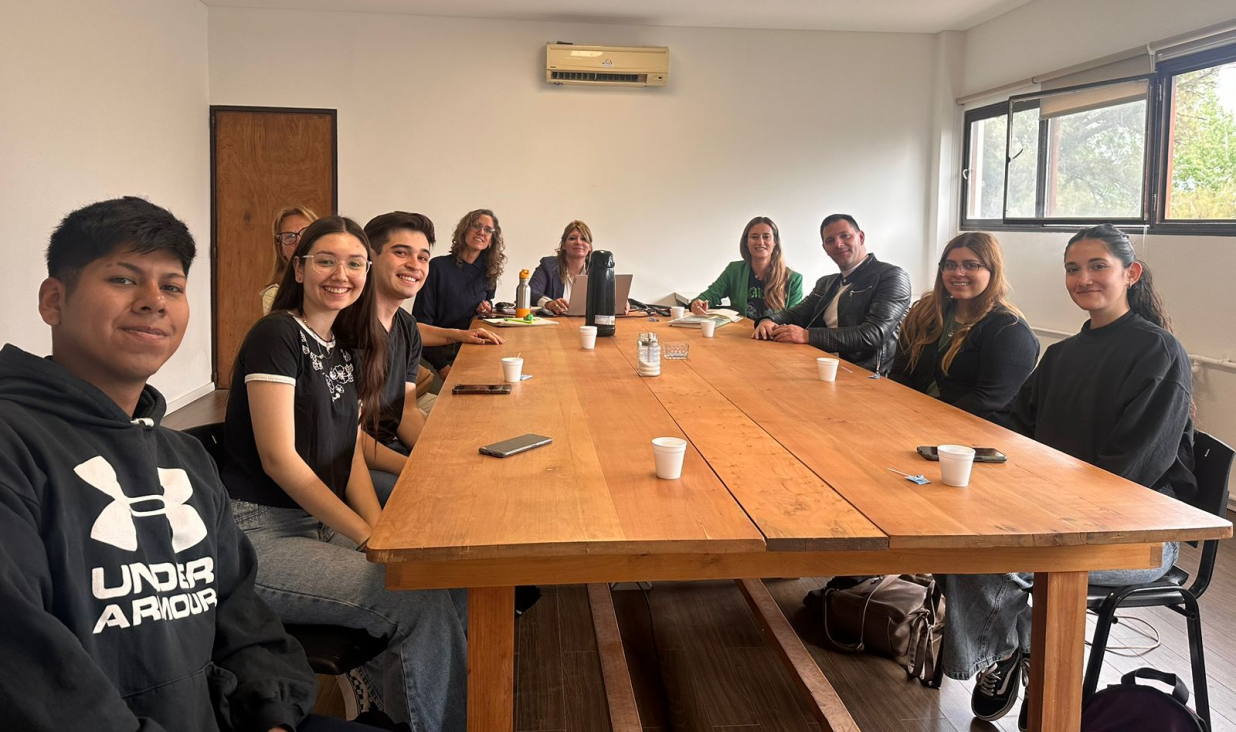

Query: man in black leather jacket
left=753, top=214, right=911, bottom=374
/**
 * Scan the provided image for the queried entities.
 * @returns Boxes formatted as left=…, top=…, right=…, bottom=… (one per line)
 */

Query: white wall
left=956, top=1, right=1236, bottom=466
left=0, top=0, right=211, bottom=409
left=208, top=8, right=938, bottom=304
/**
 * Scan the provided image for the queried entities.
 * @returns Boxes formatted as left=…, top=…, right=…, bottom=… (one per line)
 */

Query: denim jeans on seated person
left=232, top=500, right=468, bottom=732
left=937, top=541, right=1179, bottom=680
left=370, top=438, right=411, bottom=507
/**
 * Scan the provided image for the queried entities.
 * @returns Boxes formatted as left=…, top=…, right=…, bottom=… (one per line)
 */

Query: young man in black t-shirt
left=360, top=212, right=504, bottom=503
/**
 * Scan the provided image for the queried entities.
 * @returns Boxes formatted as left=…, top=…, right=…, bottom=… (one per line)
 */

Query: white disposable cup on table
left=817, top=357, right=840, bottom=382
left=501, top=357, right=524, bottom=383
left=699, top=320, right=716, bottom=338
left=651, top=437, right=688, bottom=479
left=579, top=325, right=597, bottom=349
left=670, top=306, right=686, bottom=320
left=938, top=444, right=977, bottom=487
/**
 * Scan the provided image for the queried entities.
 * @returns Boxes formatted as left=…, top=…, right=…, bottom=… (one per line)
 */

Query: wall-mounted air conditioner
left=545, top=44, right=669, bottom=87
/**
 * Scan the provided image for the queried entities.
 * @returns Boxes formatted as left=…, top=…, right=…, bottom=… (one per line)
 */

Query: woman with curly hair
left=413, top=208, right=507, bottom=379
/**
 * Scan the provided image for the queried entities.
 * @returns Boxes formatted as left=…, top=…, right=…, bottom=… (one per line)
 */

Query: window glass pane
left=1005, top=106, right=1040, bottom=218
left=1166, top=59, right=1236, bottom=220
left=1045, top=98, right=1146, bottom=218
left=966, top=115, right=1007, bottom=220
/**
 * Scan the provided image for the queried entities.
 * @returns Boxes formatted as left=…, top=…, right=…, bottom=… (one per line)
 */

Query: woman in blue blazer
left=531, top=220, right=592, bottom=315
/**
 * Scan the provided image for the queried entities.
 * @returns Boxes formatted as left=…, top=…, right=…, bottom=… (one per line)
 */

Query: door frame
left=208, top=105, right=338, bottom=383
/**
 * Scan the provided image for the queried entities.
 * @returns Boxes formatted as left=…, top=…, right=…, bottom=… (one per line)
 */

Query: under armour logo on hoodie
left=75, top=456, right=208, bottom=553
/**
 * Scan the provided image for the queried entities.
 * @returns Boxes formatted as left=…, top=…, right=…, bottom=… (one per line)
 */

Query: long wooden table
left=369, top=318, right=1231, bottom=731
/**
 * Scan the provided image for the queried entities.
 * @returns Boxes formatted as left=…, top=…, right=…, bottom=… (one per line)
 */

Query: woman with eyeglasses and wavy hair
left=690, top=216, right=803, bottom=321
left=221, top=215, right=467, bottom=732
left=413, top=208, right=508, bottom=379
left=889, top=232, right=1038, bottom=421
left=259, top=205, right=318, bottom=314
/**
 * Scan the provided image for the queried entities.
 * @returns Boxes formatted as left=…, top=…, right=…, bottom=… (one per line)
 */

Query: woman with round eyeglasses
left=260, top=205, right=318, bottom=314
left=221, top=215, right=467, bottom=732
left=889, top=232, right=1038, bottom=421
left=413, top=208, right=508, bottom=379
left=690, top=216, right=803, bottom=321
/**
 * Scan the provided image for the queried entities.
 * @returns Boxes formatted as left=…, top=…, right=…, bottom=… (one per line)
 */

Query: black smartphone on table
left=917, top=445, right=1007, bottom=463
left=479, top=434, right=553, bottom=458
left=452, top=384, right=512, bottom=395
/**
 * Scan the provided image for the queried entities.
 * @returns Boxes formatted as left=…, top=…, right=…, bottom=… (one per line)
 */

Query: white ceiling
left=199, top=0, right=1036, bottom=34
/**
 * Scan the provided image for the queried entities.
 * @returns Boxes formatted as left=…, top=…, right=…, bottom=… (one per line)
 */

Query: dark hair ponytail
left=1066, top=224, right=1174, bottom=333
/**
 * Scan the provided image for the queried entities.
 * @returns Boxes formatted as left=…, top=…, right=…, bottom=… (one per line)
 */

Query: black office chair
left=1080, top=430, right=1233, bottom=730
left=182, top=423, right=388, bottom=716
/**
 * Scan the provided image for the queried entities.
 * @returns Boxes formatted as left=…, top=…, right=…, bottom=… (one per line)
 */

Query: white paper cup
left=501, top=357, right=524, bottom=383
left=651, top=437, right=688, bottom=479
left=817, top=357, right=840, bottom=382
left=579, top=325, right=597, bottom=349
left=670, top=306, right=686, bottom=320
left=699, top=320, right=716, bottom=338
left=938, top=444, right=977, bottom=487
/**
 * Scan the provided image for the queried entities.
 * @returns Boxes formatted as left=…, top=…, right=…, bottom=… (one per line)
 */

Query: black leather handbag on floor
left=817, top=574, right=946, bottom=687
left=1082, top=669, right=1206, bottom=731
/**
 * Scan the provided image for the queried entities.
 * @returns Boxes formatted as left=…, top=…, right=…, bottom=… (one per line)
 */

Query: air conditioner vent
left=551, top=71, right=641, bottom=83
left=546, top=44, right=669, bottom=87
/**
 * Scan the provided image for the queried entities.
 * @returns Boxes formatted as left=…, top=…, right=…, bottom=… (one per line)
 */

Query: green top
left=695, top=260, right=804, bottom=319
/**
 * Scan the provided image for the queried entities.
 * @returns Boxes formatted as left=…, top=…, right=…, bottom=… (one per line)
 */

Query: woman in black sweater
left=939, top=225, right=1195, bottom=730
left=413, top=208, right=507, bottom=378
left=890, top=232, right=1037, bottom=421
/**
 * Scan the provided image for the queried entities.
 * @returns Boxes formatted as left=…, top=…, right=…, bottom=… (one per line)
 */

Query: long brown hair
left=901, top=232, right=1023, bottom=374
left=266, top=205, right=319, bottom=287
left=556, top=220, right=593, bottom=284
left=270, top=216, right=388, bottom=432
left=449, top=209, right=506, bottom=289
left=740, top=216, right=791, bottom=312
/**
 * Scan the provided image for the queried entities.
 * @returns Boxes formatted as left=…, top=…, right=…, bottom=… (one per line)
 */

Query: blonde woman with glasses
left=260, top=205, right=318, bottom=314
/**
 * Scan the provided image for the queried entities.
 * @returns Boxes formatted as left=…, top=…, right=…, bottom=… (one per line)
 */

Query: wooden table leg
left=1027, top=571, right=1087, bottom=732
left=468, top=586, right=515, bottom=732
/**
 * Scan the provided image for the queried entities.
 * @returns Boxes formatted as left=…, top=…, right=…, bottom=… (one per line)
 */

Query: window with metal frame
left=958, top=41, right=1236, bottom=236
left=959, top=102, right=1010, bottom=228
left=1156, top=44, right=1236, bottom=231
left=1004, top=75, right=1152, bottom=225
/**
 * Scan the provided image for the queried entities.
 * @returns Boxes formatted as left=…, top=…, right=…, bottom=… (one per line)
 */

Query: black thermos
left=585, top=250, right=616, bottom=337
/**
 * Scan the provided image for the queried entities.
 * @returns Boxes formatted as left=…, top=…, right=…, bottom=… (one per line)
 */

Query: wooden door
left=211, top=106, right=336, bottom=387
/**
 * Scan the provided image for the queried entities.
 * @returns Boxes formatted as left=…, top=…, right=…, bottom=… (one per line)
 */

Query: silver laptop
left=564, top=274, right=634, bottom=316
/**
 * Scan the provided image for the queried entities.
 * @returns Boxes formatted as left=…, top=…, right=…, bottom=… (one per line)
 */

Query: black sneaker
left=971, top=649, right=1024, bottom=721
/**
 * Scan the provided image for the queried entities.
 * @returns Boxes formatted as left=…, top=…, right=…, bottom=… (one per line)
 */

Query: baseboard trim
left=166, top=383, right=216, bottom=414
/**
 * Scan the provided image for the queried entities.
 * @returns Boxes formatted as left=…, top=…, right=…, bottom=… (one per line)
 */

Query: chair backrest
left=182, top=422, right=226, bottom=465
left=1184, top=430, right=1233, bottom=597
left=1191, top=431, right=1233, bottom=518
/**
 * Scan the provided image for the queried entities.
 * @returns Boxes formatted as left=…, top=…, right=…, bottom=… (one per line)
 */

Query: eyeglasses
left=299, top=254, right=372, bottom=275
left=275, top=228, right=308, bottom=246
left=468, top=221, right=497, bottom=236
left=939, top=261, right=986, bottom=272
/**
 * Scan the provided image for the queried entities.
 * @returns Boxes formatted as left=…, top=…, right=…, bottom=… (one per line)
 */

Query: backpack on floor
left=1082, top=668, right=1206, bottom=732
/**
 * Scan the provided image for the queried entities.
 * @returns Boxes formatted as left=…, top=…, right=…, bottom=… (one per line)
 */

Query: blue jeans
left=370, top=438, right=411, bottom=507
left=232, top=500, right=467, bottom=732
left=937, top=541, right=1179, bottom=680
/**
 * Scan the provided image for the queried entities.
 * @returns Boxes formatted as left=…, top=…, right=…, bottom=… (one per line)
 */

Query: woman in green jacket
left=690, top=216, right=804, bottom=321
